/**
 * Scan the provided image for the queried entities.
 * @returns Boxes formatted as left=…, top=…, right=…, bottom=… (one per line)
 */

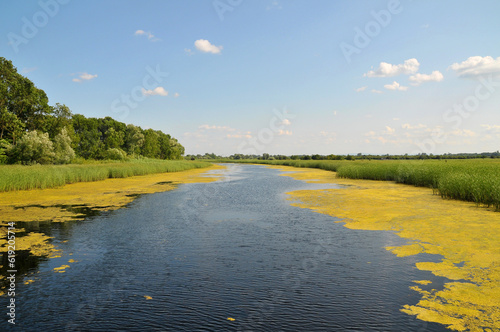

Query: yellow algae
left=0, top=165, right=223, bottom=253
left=0, top=164, right=224, bottom=224
left=227, top=317, right=236, bottom=321
left=144, top=295, right=153, bottom=300
left=0, top=231, right=56, bottom=257
left=68, top=259, right=77, bottom=263
left=53, top=264, right=70, bottom=273
left=272, top=165, right=500, bottom=331
left=24, top=279, right=35, bottom=285
left=413, top=280, right=433, bottom=285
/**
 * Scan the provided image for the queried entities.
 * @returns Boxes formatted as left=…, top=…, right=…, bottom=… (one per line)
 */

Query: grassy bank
left=0, top=159, right=212, bottom=192
left=228, top=159, right=500, bottom=210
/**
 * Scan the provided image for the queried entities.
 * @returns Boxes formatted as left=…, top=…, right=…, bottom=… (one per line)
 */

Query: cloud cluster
left=409, top=70, right=444, bottom=85
left=362, top=58, right=446, bottom=92
left=141, top=87, right=168, bottom=96
left=384, top=81, right=408, bottom=91
left=72, top=72, right=97, bottom=83
left=135, top=30, right=159, bottom=42
left=194, top=39, right=223, bottom=54
left=364, top=58, right=420, bottom=77
left=450, top=56, right=500, bottom=78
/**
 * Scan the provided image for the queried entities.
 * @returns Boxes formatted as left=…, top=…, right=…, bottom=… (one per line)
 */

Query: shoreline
left=268, top=165, right=500, bottom=332
left=0, top=164, right=225, bottom=293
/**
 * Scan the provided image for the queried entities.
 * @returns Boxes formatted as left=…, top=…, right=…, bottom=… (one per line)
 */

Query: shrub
left=105, top=148, right=127, bottom=161
left=53, top=128, right=75, bottom=164
left=9, top=131, right=55, bottom=164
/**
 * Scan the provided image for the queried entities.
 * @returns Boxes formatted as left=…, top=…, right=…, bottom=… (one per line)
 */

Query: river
left=2, top=164, right=450, bottom=331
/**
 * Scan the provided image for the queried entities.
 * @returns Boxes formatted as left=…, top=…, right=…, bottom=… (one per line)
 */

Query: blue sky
left=2, top=0, right=500, bottom=156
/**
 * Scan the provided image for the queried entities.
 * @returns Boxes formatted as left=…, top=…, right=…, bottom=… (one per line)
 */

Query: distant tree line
left=0, top=57, right=184, bottom=165
left=186, top=151, right=500, bottom=161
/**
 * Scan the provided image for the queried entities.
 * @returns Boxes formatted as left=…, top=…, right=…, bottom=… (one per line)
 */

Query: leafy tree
left=124, top=124, right=144, bottom=155
left=47, top=103, right=73, bottom=138
left=9, top=131, right=55, bottom=164
left=53, top=128, right=75, bottom=164
left=104, top=127, right=125, bottom=150
left=142, top=129, right=160, bottom=158
left=0, top=57, right=51, bottom=132
left=0, top=139, right=11, bottom=164
left=72, top=114, right=104, bottom=159
left=0, top=107, right=25, bottom=144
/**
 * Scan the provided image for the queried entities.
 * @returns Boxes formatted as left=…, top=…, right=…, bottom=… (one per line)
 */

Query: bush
left=53, top=128, right=75, bottom=164
left=9, top=131, right=55, bottom=165
left=0, top=139, right=11, bottom=164
left=105, top=148, right=127, bottom=161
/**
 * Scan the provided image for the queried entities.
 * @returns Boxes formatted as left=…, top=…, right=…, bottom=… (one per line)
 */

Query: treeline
left=0, top=57, right=184, bottom=165
left=187, top=151, right=500, bottom=161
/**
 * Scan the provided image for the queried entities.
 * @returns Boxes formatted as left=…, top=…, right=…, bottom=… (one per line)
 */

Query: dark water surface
left=2, top=164, right=450, bottom=331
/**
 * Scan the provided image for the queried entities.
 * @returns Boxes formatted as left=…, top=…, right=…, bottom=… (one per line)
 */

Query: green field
left=228, top=159, right=500, bottom=210
left=0, top=159, right=212, bottom=192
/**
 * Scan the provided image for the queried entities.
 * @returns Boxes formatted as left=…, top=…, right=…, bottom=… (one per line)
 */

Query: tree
left=0, top=57, right=51, bottom=132
left=0, top=139, right=10, bottom=164
left=53, top=128, right=75, bottom=164
left=142, top=129, right=160, bottom=158
left=72, top=114, right=104, bottom=159
left=124, top=124, right=144, bottom=155
left=47, top=103, right=73, bottom=138
left=9, top=131, right=55, bottom=164
left=104, top=127, right=125, bottom=150
left=0, top=107, right=25, bottom=144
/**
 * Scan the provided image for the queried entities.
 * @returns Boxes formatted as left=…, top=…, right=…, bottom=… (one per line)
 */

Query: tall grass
left=231, top=159, right=500, bottom=210
left=0, top=159, right=212, bottom=192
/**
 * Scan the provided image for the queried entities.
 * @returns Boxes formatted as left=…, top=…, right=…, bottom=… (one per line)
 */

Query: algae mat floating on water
left=0, top=164, right=225, bottom=284
left=270, top=165, right=500, bottom=332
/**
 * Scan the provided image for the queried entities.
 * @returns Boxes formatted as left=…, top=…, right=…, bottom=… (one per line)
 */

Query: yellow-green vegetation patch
left=53, top=265, right=70, bottom=273
left=272, top=165, right=500, bottom=331
left=0, top=165, right=224, bottom=294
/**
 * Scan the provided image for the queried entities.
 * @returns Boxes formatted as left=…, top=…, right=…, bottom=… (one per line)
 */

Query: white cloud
left=198, top=124, right=235, bottom=131
left=384, top=81, right=408, bottom=91
left=402, top=123, right=427, bottom=130
left=72, top=72, right=97, bottom=83
left=281, top=119, right=291, bottom=126
left=135, top=29, right=159, bottom=41
left=450, top=56, right=500, bottom=78
left=355, top=86, right=367, bottom=92
left=141, top=87, right=168, bottom=96
left=174, top=92, right=180, bottom=98
left=481, top=124, right=500, bottom=132
left=384, top=126, right=396, bottom=134
left=277, top=130, right=292, bottom=136
left=364, top=58, right=420, bottom=77
left=409, top=70, right=444, bottom=85
left=194, top=39, right=223, bottom=54
left=371, top=89, right=383, bottom=94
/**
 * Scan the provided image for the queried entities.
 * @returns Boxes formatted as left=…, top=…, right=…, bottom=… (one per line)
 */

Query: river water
left=2, top=164, right=450, bottom=331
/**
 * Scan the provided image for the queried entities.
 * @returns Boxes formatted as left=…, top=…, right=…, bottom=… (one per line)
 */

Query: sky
left=1, top=0, right=500, bottom=156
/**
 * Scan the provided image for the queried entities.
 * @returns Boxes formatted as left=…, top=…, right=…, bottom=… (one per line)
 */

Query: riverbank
left=228, top=159, right=500, bottom=210
left=0, top=159, right=212, bottom=192
left=271, top=165, right=500, bottom=332
left=0, top=164, right=225, bottom=294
